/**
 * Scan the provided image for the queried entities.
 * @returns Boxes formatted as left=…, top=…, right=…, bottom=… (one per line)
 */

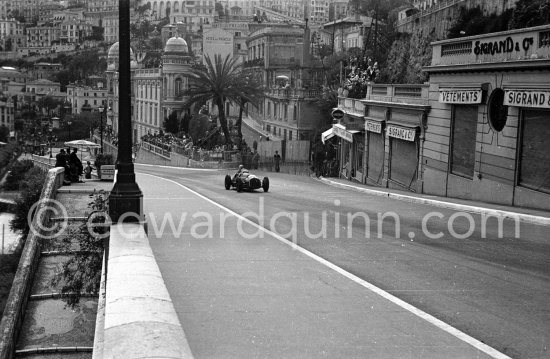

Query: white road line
left=140, top=173, right=512, bottom=359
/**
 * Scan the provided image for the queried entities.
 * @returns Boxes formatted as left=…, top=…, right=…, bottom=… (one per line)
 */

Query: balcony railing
left=267, top=88, right=322, bottom=99
left=338, top=83, right=429, bottom=107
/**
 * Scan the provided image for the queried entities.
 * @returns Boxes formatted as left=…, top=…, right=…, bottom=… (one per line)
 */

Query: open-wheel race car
left=225, top=170, right=269, bottom=192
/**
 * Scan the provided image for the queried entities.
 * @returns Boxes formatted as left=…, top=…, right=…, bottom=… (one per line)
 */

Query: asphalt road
left=136, top=164, right=549, bottom=359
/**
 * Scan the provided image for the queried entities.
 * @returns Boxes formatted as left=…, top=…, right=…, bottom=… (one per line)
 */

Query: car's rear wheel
left=224, top=175, right=232, bottom=190
left=262, top=177, right=269, bottom=192
left=236, top=178, right=243, bottom=192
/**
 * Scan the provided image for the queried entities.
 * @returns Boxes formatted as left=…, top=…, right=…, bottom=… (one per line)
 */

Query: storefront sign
left=387, top=125, right=416, bottom=142
left=439, top=89, right=482, bottom=104
left=365, top=120, right=382, bottom=133
left=333, top=124, right=353, bottom=143
left=474, top=36, right=534, bottom=56
left=504, top=90, right=550, bottom=109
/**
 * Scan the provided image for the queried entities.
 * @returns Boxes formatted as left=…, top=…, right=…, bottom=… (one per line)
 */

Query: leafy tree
left=86, top=26, right=104, bottom=41
left=180, top=112, right=191, bottom=133
left=234, top=69, right=263, bottom=144
left=14, top=119, right=24, bottom=133
left=447, top=7, right=512, bottom=39
left=10, top=165, right=46, bottom=238
left=188, top=113, right=211, bottom=143
left=37, top=96, right=63, bottom=116
left=137, top=2, right=152, bottom=17
left=8, top=9, right=25, bottom=23
left=184, top=54, right=260, bottom=145
left=348, top=0, right=410, bottom=21
left=0, top=125, right=9, bottom=142
left=510, top=0, right=550, bottom=29
left=315, top=87, right=339, bottom=129
left=163, top=111, right=180, bottom=133
left=215, top=2, right=225, bottom=16
left=149, top=37, right=163, bottom=50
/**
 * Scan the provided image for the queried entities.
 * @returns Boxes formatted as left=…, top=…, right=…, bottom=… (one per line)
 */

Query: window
left=518, top=109, right=550, bottom=193
left=451, top=105, right=478, bottom=178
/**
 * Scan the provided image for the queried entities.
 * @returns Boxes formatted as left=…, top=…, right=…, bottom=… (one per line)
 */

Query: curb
left=318, top=177, right=550, bottom=226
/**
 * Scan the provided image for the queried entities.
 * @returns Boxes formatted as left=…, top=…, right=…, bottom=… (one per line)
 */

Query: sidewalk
left=318, top=176, right=550, bottom=226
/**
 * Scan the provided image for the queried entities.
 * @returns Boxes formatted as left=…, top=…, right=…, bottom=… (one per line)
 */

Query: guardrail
left=140, top=142, right=171, bottom=159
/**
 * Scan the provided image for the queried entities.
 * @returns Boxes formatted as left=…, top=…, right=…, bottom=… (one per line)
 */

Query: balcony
left=338, top=83, right=429, bottom=107
left=267, top=88, right=322, bottom=99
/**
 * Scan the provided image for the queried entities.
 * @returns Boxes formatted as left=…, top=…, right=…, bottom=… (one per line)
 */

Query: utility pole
left=373, top=0, right=379, bottom=61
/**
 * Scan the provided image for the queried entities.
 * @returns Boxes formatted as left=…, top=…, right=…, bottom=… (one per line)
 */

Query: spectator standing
left=55, top=149, right=70, bottom=185
left=274, top=150, right=281, bottom=172
left=252, top=150, right=260, bottom=169
left=69, top=148, right=84, bottom=182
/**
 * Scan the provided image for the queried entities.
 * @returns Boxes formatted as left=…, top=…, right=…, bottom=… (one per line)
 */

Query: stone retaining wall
left=0, top=167, right=65, bottom=359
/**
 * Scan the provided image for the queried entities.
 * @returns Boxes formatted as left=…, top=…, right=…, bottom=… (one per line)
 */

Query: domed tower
left=161, top=36, right=193, bottom=120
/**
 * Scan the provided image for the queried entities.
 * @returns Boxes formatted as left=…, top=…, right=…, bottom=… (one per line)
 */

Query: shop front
left=423, top=24, right=550, bottom=210
left=387, top=124, right=419, bottom=191
left=364, top=118, right=385, bottom=186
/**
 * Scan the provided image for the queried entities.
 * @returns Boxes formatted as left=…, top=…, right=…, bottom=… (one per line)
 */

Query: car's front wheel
left=262, top=177, right=269, bottom=192
left=236, top=178, right=243, bottom=192
left=224, top=175, right=232, bottom=190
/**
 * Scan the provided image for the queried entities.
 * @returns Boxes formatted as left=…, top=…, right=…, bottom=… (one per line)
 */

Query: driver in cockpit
left=233, top=164, right=245, bottom=180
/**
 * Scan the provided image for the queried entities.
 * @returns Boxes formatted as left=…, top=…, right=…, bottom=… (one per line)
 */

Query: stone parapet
left=99, top=224, right=193, bottom=358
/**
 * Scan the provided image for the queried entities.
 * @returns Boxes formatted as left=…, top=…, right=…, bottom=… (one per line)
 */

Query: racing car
left=225, top=169, right=269, bottom=192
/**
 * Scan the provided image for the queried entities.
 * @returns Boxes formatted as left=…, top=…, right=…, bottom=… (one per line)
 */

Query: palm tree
left=184, top=54, right=261, bottom=145
left=235, top=68, right=264, bottom=145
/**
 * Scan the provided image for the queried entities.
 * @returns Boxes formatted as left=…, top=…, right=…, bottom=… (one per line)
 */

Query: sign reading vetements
left=439, top=89, right=482, bottom=104
left=386, top=125, right=416, bottom=141
left=365, top=120, right=382, bottom=133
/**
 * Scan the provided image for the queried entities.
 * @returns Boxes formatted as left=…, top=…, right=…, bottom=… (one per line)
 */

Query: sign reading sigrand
left=504, top=90, right=550, bottom=109
left=439, top=89, right=482, bottom=104
left=474, top=36, right=534, bottom=56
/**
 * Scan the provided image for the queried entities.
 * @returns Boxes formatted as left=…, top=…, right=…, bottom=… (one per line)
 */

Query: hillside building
left=245, top=25, right=326, bottom=141
left=333, top=24, right=550, bottom=211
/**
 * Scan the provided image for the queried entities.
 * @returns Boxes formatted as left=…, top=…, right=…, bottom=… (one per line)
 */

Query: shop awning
left=333, top=124, right=354, bottom=143
left=321, top=128, right=335, bottom=144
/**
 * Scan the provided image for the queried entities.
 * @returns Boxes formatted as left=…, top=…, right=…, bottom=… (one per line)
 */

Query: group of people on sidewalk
left=54, top=148, right=93, bottom=184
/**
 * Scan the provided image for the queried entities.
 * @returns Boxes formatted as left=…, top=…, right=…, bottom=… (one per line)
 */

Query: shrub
left=3, top=160, right=34, bottom=191
left=10, top=166, right=47, bottom=238
left=94, top=153, right=114, bottom=172
left=51, top=190, right=107, bottom=308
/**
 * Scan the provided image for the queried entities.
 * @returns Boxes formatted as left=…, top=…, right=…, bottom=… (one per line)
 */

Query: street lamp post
left=98, top=106, right=104, bottom=153
left=49, top=128, right=53, bottom=158
left=109, top=0, right=143, bottom=224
